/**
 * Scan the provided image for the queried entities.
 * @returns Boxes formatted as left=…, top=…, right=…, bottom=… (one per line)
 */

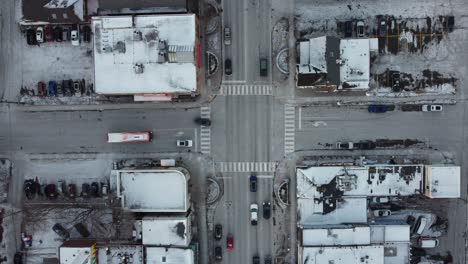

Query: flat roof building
left=424, top=165, right=460, bottom=198
left=142, top=216, right=191, bottom=246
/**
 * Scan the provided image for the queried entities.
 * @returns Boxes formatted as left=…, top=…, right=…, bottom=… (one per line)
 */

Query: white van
left=418, top=237, right=439, bottom=248
left=414, top=216, right=427, bottom=235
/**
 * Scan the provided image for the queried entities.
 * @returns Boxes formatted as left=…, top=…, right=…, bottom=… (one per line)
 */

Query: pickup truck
left=401, top=105, right=443, bottom=112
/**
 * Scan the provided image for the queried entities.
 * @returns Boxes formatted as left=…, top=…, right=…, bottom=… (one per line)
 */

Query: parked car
left=63, top=79, right=73, bottom=96
left=74, top=223, right=90, bottom=238
left=91, top=182, right=100, bottom=197
left=62, top=27, right=70, bottom=41
left=101, top=183, right=109, bottom=197
left=214, top=224, right=222, bottom=240
left=264, top=255, right=272, bottom=264
left=177, top=140, right=193, bottom=147
left=418, top=237, right=439, bottom=248
left=73, top=81, right=81, bottom=95
left=368, top=104, right=388, bottom=113
left=71, top=29, right=79, bottom=46
left=250, top=174, right=257, bottom=192
left=250, top=203, right=258, bottom=225
left=36, top=27, right=44, bottom=43
left=195, top=117, right=211, bottom=126
left=83, top=25, right=91, bottom=42
left=45, top=184, right=57, bottom=200
left=67, top=184, right=77, bottom=198
left=14, top=252, right=23, bottom=264
left=263, top=201, right=271, bottom=219
left=81, top=183, right=90, bottom=198
left=226, top=235, right=234, bottom=251
left=373, top=209, right=391, bottom=217
left=215, top=246, right=222, bottom=261
left=48, top=81, right=56, bottom=96
left=355, top=140, right=376, bottom=150
left=225, top=59, right=232, bottom=75
left=45, top=26, right=54, bottom=42
left=224, top=27, right=231, bottom=45
left=336, top=142, right=354, bottom=150
left=26, top=29, right=36, bottom=45
left=23, top=180, right=36, bottom=200
left=56, top=82, right=63, bottom=96
left=356, top=21, right=365, bottom=37
left=344, top=21, right=353, bottom=37
left=406, top=215, right=416, bottom=232
left=37, top=81, right=46, bottom=96
left=52, top=223, right=70, bottom=239
left=253, top=255, right=260, bottom=264
left=391, top=72, right=401, bottom=92
left=371, top=197, right=389, bottom=203
left=260, top=58, right=268, bottom=76
left=422, top=105, right=443, bottom=112
left=80, top=79, right=86, bottom=95
left=54, top=27, right=63, bottom=42
left=414, top=216, right=428, bottom=235
left=379, top=19, right=387, bottom=36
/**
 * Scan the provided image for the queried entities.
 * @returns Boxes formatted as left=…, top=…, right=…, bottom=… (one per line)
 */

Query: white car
left=418, top=237, right=439, bottom=248
left=176, top=140, right=193, bottom=147
left=224, top=27, right=231, bottom=45
left=373, top=209, right=391, bottom=217
left=336, top=142, right=354, bottom=150
left=250, top=204, right=258, bottom=225
left=356, top=21, right=365, bottom=37
left=71, top=30, right=79, bottom=46
left=422, top=104, right=443, bottom=112
left=36, top=27, right=44, bottom=43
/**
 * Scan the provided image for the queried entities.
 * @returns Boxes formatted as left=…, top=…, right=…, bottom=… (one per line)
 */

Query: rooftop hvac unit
left=102, top=46, right=112, bottom=53
left=158, top=40, right=167, bottom=51
left=133, top=31, right=142, bottom=41
left=134, top=63, right=144, bottom=74
left=115, top=41, right=126, bottom=54
left=157, top=51, right=167, bottom=63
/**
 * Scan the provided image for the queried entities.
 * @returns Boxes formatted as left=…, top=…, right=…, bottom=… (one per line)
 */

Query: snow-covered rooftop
left=369, top=224, right=410, bottom=243
left=424, top=165, right=460, bottom=198
left=114, top=169, right=189, bottom=212
left=298, top=37, right=328, bottom=74
left=97, top=245, right=143, bottom=264
left=145, top=247, right=194, bottom=264
left=301, top=245, right=384, bottom=264
left=92, top=14, right=198, bottom=95
left=302, top=226, right=371, bottom=246
left=142, top=216, right=191, bottom=246
left=60, top=246, right=92, bottom=264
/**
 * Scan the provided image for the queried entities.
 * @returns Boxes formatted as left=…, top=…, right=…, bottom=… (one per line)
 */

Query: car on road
left=214, top=224, right=222, bottom=240
left=107, top=132, right=152, bottom=143
left=336, top=142, right=354, bottom=150
left=422, top=104, right=443, bottom=112
left=45, top=184, right=57, bottom=200
left=344, top=21, right=353, bottom=37
left=36, top=27, right=44, bottom=43
left=226, top=235, right=233, bottom=251
left=263, top=201, right=271, bottom=219
left=249, top=174, right=257, bottom=192
left=356, top=20, right=365, bottom=37
left=52, top=223, right=70, bottom=239
left=264, top=255, right=272, bottom=264
left=379, top=19, right=387, bottom=36
left=260, top=58, right=268, bottom=76
left=373, top=209, right=391, bottom=217
left=250, top=203, right=258, bottom=225
left=45, top=26, right=54, bottom=42
left=26, top=29, right=36, bottom=45
left=368, top=104, right=389, bottom=113
left=177, top=140, right=193, bottom=147
left=48, top=81, right=56, bottom=97
left=418, top=237, right=439, bottom=248
left=54, top=27, right=62, bottom=42
left=195, top=117, right=211, bottom=126
left=225, top=59, right=232, bottom=75
left=215, top=246, right=222, bottom=260
left=224, top=27, right=231, bottom=45
left=83, top=25, right=91, bottom=42
left=71, top=28, right=79, bottom=46
left=253, top=255, right=260, bottom=264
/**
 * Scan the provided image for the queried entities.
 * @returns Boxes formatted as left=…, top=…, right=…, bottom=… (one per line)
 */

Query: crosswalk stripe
left=284, top=105, right=295, bottom=154
left=217, top=162, right=277, bottom=172
left=219, top=84, right=273, bottom=96
left=200, top=106, right=211, bottom=154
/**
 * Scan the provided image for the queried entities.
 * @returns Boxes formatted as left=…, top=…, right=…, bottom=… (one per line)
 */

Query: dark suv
left=214, top=224, right=222, bottom=240
left=260, top=58, right=267, bottom=76
left=225, top=59, right=232, bottom=75
left=263, top=201, right=271, bottom=219
left=253, top=255, right=260, bottom=264
left=52, top=223, right=70, bottom=239
left=250, top=175, right=257, bottom=192
left=215, top=246, right=222, bottom=261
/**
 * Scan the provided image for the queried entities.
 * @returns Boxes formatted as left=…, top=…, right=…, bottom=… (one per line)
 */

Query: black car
left=81, top=183, right=90, bottom=198
left=91, top=182, right=100, bottom=197
left=62, top=27, right=70, bottom=41
left=253, top=255, right=260, bottom=264
left=344, top=21, right=353, bottom=37
left=45, top=184, right=57, bottom=200
left=54, top=27, right=63, bottom=42
left=195, top=117, right=211, bottom=126
left=14, top=252, right=23, bottom=264
left=259, top=58, right=267, bottom=77
left=406, top=215, right=416, bottom=232
left=74, top=223, right=90, bottom=238
left=83, top=25, right=91, bottom=42
left=24, top=179, right=36, bottom=200
left=355, top=141, right=376, bottom=150
left=63, top=79, right=73, bottom=96
left=215, top=246, right=222, bottom=261
left=214, top=224, right=222, bottom=240
left=26, top=29, right=36, bottom=45
left=52, top=223, right=70, bottom=239
left=225, top=59, right=232, bottom=75
left=73, top=81, right=81, bottom=96
left=249, top=175, right=257, bottom=192
left=264, top=255, right=272, bottom=264
left=262, top=201, right=271, bottom=219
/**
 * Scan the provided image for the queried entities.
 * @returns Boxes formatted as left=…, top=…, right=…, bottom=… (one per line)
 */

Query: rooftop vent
left=115, top=41, right=126, bottom=54
left=134, top=64, right=144, bottom=74
left=134, top=31, right=142, bottom=41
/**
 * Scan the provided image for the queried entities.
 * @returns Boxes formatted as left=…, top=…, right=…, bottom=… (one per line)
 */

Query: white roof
left=301, top=245, right=384, bottom=264
left=142, top=216, right=191, bottom=246
left=97, top=245, right=143, bottom=264
left=339, top=38, right=377, bottom=90
left=60, top=247, right=91, bottom=264
left=92, top=14, right=197, bottom=95
left=382, top=243, right=410, bottom=264
left=302, top=226, right=370, bottom=246
left=298, top=37, right=327, bottom=74
left=424, top=165, right=460, bottom=198
left=146, top=247, right=194, bottom=264
left=370, top=224, right=410, bottom=243
left=115, top=169, right=189, bottom=212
